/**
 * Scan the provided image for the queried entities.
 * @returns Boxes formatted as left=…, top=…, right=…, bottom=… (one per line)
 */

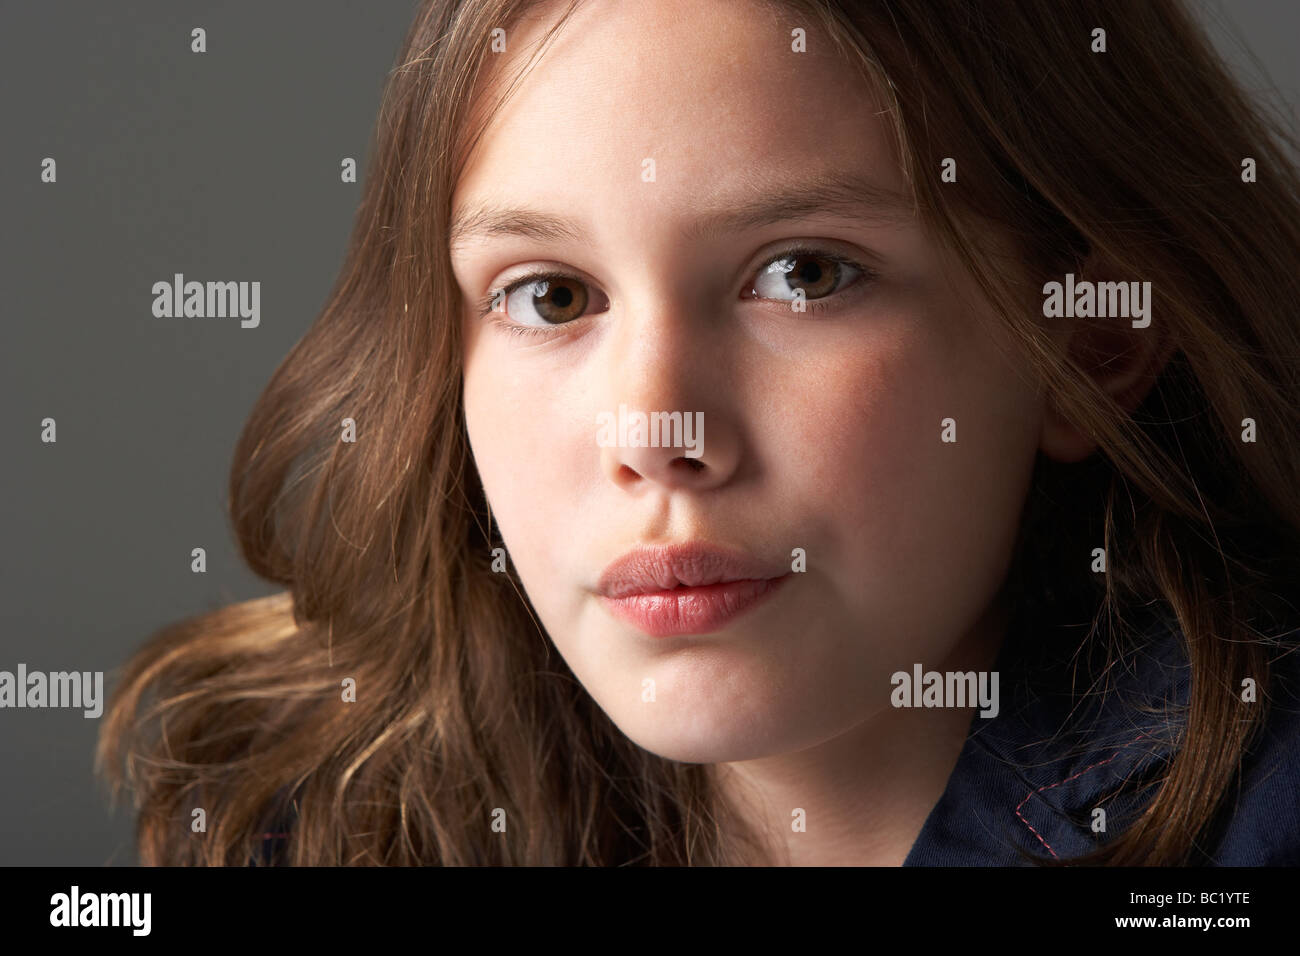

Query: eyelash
left=475, top=243, right=876, bottom=338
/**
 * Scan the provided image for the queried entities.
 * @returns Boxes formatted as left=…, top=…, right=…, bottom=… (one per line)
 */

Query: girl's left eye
left=742, top=246, right=871, bottom=308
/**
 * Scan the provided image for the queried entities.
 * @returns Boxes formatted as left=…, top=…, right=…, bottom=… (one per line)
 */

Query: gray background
left=1, top=0, right=1296, bottom=866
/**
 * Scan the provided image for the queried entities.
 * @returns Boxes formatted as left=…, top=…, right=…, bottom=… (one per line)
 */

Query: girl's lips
left=598, top=574, right=790, bottom=637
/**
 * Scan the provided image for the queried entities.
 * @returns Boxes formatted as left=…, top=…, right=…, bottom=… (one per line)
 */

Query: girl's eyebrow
left=449, top=168, right=915, bottom=252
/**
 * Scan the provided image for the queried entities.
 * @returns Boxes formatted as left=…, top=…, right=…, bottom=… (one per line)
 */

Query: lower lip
left=599, top=576, right=790, bottom=637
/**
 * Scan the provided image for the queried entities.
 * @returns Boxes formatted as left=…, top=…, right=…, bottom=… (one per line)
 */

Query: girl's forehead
left=471, top=0, right=883, bottom=128
left=454, top=0, right=900, bottom=227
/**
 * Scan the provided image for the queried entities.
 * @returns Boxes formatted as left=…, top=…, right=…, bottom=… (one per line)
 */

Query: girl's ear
left=1038, top=260, right=1178, bottom=463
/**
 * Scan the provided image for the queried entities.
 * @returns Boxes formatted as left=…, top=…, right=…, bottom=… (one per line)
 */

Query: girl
left=98, top=0, right=1300, bottom=865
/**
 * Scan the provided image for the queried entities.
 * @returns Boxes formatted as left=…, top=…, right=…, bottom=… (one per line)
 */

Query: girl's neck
left=709, top=590, right=1010, bottom=866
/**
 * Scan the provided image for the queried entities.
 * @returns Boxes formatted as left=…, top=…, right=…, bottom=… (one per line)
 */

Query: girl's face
left=451, top=0, right=1047, bottom=764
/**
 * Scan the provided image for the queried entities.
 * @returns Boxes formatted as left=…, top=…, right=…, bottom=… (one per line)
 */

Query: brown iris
left=529, top=278, right=588, bottom=324
left=781, top=254, right=839, bottom=299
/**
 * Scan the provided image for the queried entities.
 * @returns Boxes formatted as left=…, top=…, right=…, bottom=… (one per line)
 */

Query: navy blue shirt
left=904, top=603, right=1300, bottom=865
left=257, top=604, right=1300, bottom=865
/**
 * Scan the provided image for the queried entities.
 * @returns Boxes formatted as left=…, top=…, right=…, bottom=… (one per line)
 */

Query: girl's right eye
left=479, top=272, right=610, bottom=327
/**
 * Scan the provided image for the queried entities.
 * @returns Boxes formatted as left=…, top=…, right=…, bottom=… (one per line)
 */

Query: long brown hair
left=97, top=0, right=1300, bottom=865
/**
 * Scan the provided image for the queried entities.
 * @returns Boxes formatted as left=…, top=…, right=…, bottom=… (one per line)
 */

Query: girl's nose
left=594, top=303, right=740, bottom=495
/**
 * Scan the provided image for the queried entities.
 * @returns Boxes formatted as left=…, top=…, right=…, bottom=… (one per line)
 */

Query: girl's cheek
left=463, top=352, right=592, bottom=568
left=778, top=335, right=928, bottom=483
left=770, top=326, right=989, bottom=572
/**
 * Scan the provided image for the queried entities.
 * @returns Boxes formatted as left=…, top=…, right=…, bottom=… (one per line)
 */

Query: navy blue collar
left=904, top=603, right=1190, bottom=865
